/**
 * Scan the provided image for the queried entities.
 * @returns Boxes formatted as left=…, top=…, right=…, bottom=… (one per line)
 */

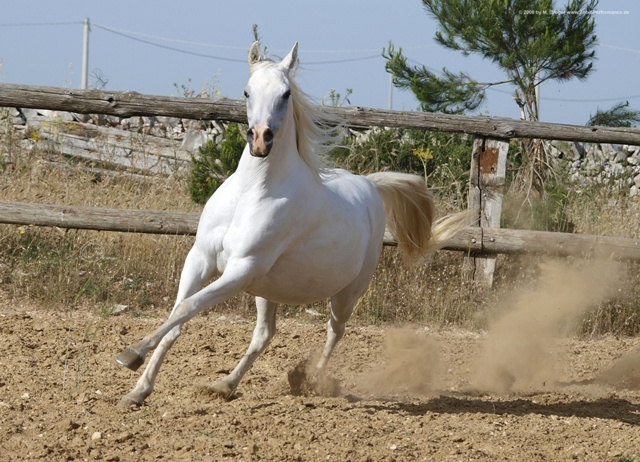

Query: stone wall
left=3, top=107, right=640, bottom=197
left=547, top=140, right=640, bottom=197
left=1, top=107, right=223, bottom=176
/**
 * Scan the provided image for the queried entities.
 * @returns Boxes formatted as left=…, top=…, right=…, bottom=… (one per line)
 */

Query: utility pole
left=81, top=17, right=90, bottom=89
left=534, top=71, right=540, bottom=121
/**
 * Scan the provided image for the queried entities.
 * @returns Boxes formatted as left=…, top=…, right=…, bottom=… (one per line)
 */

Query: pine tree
left=587, top=101, right=640, bottom=128
left=384, top=0, right=598, bottom=191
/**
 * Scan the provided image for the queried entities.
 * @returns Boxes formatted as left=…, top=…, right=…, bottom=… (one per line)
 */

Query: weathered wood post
left=465, top=136, right=509, bottom=287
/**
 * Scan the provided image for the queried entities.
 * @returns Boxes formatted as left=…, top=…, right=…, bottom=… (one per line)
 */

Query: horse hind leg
left=314, top=206, right=384, bottom=379
left=316, top=253, right=380, bottom=375
left=291, top=288, right=363, bottom=398
left=204, top=297, right=277, bottom=400
left=316, top=294, right=357, bottom=374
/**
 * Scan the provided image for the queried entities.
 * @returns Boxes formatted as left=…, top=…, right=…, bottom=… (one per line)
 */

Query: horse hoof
left=115, top=346, right=145, bottom=371
left=208, top=380, right=236, bottom=400
left=116, top=394, right=143, bottom=408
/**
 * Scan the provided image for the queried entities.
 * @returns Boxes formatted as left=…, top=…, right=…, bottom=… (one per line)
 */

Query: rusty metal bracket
left=479, top=146, right=501, bottom=175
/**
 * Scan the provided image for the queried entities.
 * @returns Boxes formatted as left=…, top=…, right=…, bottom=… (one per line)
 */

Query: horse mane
left=249, top=57, right=342, bottom=176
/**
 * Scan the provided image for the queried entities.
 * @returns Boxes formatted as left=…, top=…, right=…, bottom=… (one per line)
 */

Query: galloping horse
left=115, top=42, right=469, bottom=406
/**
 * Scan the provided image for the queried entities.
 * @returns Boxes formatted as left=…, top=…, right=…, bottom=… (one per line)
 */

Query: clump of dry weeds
left=0, top=150, right=196, bottom=313
left=1, top=127, right=640, bottom=336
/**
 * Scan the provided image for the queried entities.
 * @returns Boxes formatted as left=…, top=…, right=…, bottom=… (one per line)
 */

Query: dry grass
left=0, top=140, right=197, bottom=314
left=1, top=126, right=640, bottom=336
left=562, top=182, right=640, bottom=336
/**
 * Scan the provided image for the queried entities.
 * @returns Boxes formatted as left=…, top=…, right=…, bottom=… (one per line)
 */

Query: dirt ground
left=0, top=302, right=640, bottom=461
left=1, top=301, right=639, bottom=462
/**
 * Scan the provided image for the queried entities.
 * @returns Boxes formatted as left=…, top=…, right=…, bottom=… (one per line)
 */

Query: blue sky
left=1, top=0, right=638, bottom=125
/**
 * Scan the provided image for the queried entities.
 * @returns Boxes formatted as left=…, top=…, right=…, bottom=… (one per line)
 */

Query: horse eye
left=283, top=90, right=291, bottom=99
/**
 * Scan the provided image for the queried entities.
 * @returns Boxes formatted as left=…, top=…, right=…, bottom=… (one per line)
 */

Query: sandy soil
left=1, top=300, right=639, bottom=462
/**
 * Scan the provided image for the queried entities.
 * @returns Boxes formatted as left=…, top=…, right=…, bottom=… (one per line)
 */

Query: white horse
left=115, top=41, right=469, bottom=407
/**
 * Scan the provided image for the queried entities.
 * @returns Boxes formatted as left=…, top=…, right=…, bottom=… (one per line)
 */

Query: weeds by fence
left=2, top=84, right=640, bottom=335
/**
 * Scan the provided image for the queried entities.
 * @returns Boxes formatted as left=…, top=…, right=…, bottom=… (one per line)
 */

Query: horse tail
left=366, top=172, right=471, bottom=262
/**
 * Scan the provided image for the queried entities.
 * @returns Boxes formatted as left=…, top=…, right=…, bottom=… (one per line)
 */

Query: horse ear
left=248, top=41, right=261, bottom=66
left=281, top=42, right=298, bottom=72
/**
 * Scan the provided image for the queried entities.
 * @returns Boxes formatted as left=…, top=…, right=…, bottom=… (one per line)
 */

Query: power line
left=484, top=83, right=640, bottom=103
left=92, top=23, right=247, bottom=63
left=304, top=55, right=381, bottom=65
left=92, top=23, right=383, bottom=65
left=2, top=21, right=640, bottom=56
left=4, top=20, right=639, bottom=102
left=93, top=23, right=384, bottom=65
left=0, top=21, right=82, bottom=27
left=405, top=58, right=640, bottom=104
left=90, top=23, right=395, bottom=54
left=540, top=94, right=640, bottom=103
left=601, top=43, right=640, bottom=54
left=93, top=24, right=249, bottom=51
left=86, top=22, right=436, bottom=55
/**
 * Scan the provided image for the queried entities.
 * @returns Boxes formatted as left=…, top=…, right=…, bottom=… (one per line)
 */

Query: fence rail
left=3, top=83, right=640, bottom=285
left=2, top=201, right=639, bottom=262
left=3, top=83, right=640, bottom=144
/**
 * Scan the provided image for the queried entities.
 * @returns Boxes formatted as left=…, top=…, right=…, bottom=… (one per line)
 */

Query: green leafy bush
left=501, top=177, right=575, bottom=233
left=189, top=122, right=245, bottom=204
left=328, top=128, right=472, bottom=202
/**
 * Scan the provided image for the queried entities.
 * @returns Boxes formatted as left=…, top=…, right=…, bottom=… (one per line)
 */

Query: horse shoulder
left=193, top=174, right=242, bottom=259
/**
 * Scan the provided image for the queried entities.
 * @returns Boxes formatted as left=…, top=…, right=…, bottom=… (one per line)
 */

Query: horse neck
left=238, top=115, right=311, bottom=190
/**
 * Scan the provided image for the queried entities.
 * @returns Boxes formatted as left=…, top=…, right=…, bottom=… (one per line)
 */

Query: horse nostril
left=263, top=128, right=273, bottom=143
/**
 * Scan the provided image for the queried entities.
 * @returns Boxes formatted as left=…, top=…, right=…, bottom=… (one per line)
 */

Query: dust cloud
left=595, top=348, right=640, bottom=389
left=287, top=358, right=342, bottom=397
left=472, top=259, right=623, bottom=393
left=351, top=259, right=629, bottom=397
left=357, top=328, right=443, bottom=396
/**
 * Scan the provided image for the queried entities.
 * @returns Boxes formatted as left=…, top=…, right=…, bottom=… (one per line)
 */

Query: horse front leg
left=115, top=256, right=254, bottom=406
left=116, top=247, right=216, bottom=406
left=205, top=297, right=277, bottom=399
left=117, top=325, right=181, bottom=407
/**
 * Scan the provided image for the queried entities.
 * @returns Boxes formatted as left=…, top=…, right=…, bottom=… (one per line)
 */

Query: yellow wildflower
left=413, top=147, right=433, bottom=161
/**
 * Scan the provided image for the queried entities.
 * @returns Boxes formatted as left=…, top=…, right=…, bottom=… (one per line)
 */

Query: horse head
left=244, top=41, right=298, bottom=157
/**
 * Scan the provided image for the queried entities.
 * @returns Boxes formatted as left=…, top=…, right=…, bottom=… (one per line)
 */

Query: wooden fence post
left=465, top=136, right=509, bottom=287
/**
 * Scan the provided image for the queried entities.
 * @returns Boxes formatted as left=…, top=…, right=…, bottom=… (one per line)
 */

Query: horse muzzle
left=247, top=124, right=274, bottom=157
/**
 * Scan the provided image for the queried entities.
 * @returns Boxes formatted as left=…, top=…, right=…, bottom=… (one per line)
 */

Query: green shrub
left=189, top=122, right=245, bottom=204
left=328, top=129, right=472, bottom=201
left=501, top=177, right=575, bottom=233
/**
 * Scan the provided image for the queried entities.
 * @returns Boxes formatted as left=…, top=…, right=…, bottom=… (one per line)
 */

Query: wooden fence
left=2, top=84, right=640, bottom=285
left=1, top=201, right=639, bottom=262
left=3, top=83, right=640, bottom=144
